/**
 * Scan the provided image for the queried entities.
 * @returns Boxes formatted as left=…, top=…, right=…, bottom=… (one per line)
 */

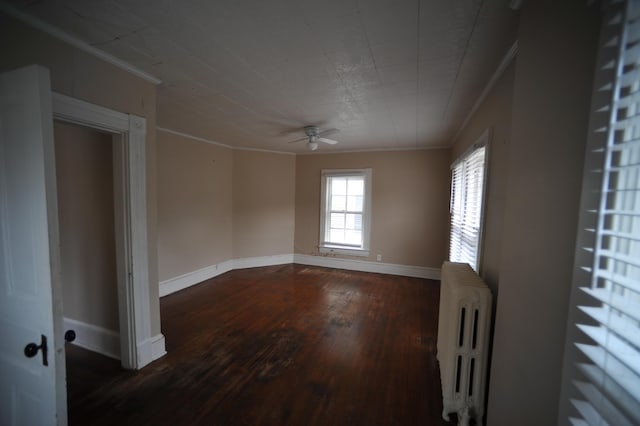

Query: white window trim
left=319, top=168, right=372, bottom=257
left=449, top=129, right=490, bottom=272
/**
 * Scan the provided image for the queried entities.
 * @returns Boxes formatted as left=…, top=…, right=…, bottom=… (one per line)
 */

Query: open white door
left=0, top=65, right=66, bottom=425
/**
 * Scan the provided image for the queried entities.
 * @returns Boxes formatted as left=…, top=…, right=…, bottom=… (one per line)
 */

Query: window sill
left=319, top=246, right=370, bottom=257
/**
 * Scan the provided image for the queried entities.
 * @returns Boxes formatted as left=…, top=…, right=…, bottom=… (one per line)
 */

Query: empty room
left=1, top=1, right=638, bottom=426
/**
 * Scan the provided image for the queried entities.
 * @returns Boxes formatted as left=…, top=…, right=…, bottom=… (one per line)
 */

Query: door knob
left=64, top=330, right=76, bottom=343
left=24, top=334, right=48, bottom=366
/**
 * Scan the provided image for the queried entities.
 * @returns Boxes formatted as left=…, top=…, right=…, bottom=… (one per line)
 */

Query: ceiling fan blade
left=317, top=137, right=338, bottom=145
left=318, top=128, right=339, bottom=138
left=287, top=136, right=309, bottom=144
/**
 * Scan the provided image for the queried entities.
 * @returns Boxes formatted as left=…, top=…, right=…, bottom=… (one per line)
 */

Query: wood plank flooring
left=66, top=264, right=448, bottom=425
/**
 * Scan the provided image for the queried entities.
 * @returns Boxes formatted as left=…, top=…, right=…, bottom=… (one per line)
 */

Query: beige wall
left=156, top=132, right=296, bottom=281
left=451, top=62, right=515, bottom=296
left=156, top=131, right=233, bottom=281
left=55, top=122, right=119, bottom=332
left=0, top=12, right=162, bottom=336
left=233, top=150, right=296, bottom=259
left=158, top=143, right=449, bottom=279
left=294, top=150, right=450, bottom=267
left=486, top=2, right=600, bottom=425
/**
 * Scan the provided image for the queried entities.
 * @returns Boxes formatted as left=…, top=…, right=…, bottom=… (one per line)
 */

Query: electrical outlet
left=376, top=254, right=382, bottom=262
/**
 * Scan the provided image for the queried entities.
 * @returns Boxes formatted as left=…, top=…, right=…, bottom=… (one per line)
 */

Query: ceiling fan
left=288, top=126, right=339, bottom=151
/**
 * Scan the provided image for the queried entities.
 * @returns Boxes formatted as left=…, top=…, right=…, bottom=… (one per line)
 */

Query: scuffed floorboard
left=66, top=264, right=449, bottom=426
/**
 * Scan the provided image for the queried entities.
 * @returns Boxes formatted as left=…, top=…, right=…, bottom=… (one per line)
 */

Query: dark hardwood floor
left=66, top=264, right=448, bottom=425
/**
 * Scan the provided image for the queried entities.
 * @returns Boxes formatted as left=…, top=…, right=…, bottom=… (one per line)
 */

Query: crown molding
left=156, top=127, right=233, bottom=149
left=157, top=127, right=445, bottom=156
left=157, top=127, right=292, bottom=155
left=0, top=2, right=162, bottom=85
left=296, top=145, right=450, bottom=155
left=451, top=40, right=519, bottom=144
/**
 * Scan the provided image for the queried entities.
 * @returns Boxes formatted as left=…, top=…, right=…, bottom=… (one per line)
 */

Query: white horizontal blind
left=565, top=1, right=640, bottom=424
left=449, top=143, right=487, bottom=271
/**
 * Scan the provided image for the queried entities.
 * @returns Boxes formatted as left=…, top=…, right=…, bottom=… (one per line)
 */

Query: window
left=449, top=132, right=488, bottom=272
left=319, top=169, right=372, bottom=256
left=560, top=1, right=640, bottom=424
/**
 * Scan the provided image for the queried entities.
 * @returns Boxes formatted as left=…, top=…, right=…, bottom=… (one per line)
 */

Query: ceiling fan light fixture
left=288, top=126, right=339, bottom=150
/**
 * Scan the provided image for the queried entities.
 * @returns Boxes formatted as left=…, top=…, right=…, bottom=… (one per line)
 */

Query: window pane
left=330, top=213, right=345, bottom=229
left=331, top=195, right=346, bottom=211
left=348, top=178, right=364, bottom=196
left=346, top=213, right=362, bottom=230
left=346, top=195, right=363, bottom=211
left=331, top=177, right=347, bottom=195
left=329, top=229, right=344, bottom=243
left=345, top=230, right=362, bottom=245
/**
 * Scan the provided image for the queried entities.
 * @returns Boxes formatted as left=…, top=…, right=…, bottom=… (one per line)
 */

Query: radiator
left=437, top=261, right=492, bottom=426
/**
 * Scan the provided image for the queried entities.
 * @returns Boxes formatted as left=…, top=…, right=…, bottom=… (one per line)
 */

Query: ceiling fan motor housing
left=304, top=125, right=320, bottom=139
left=295, top=126, right=338, bottom=150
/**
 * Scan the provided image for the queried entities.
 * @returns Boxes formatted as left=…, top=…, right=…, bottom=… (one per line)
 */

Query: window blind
left=563, top=1, right=640, bottom=424
left=449, top=140, right=487, bottom=272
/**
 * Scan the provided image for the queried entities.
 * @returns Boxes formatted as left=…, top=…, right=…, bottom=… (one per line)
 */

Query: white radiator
left=437, top=261, right=492, bottom=426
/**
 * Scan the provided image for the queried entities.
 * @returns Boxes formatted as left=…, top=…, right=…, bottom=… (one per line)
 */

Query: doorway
left=54, top=121, right=121, bottom=359
left=52, top=92, right=164, bottom=371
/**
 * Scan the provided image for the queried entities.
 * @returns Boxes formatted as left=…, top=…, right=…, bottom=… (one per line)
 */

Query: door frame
left=52, top=93, right=151, bottom=369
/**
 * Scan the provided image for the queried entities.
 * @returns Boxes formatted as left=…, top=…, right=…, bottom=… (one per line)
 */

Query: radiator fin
left=472, top=309, right=479, bottom=350
left=455, top=355, right=462, bottom=393
left=469, top=358, right=476, bottom=397
left=458, top=307, right=466, bottom=347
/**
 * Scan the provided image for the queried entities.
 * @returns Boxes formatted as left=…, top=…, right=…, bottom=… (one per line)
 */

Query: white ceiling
left=7, top=0, right=519, bottom=153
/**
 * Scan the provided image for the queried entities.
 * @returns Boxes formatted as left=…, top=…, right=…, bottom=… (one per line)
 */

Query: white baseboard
left=159, top=260, right=233, bottom=297
left=137, top=333, right=166, bottom=368
left=160, top=254, right=440, bottom=298
left=232, top=253, right=294, bottom=270
left=160, top=254, right=294, bottom=297
left=236, top=255, right=437, bottom=281
left=293, top=254, right=441, bottom=280
left=63, top=317, right=120, bottom=360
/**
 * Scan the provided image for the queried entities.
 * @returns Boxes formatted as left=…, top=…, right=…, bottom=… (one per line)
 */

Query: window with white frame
left=560, top=1, right=640, bottom=424
left=449, top=133, right=488, bottom=272
left=319, top=169, right=372, bottom=256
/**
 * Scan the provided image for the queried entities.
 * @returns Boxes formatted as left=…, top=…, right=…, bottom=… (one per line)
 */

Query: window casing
left=560, top=1, right=640, bottom=424
left=319, top=169, right=372, bottom=256
left=449, top=132, right=488, bottom=272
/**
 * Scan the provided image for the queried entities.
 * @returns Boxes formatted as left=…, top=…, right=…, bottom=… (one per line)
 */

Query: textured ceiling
left=7, top=0, right=519, bottom=153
